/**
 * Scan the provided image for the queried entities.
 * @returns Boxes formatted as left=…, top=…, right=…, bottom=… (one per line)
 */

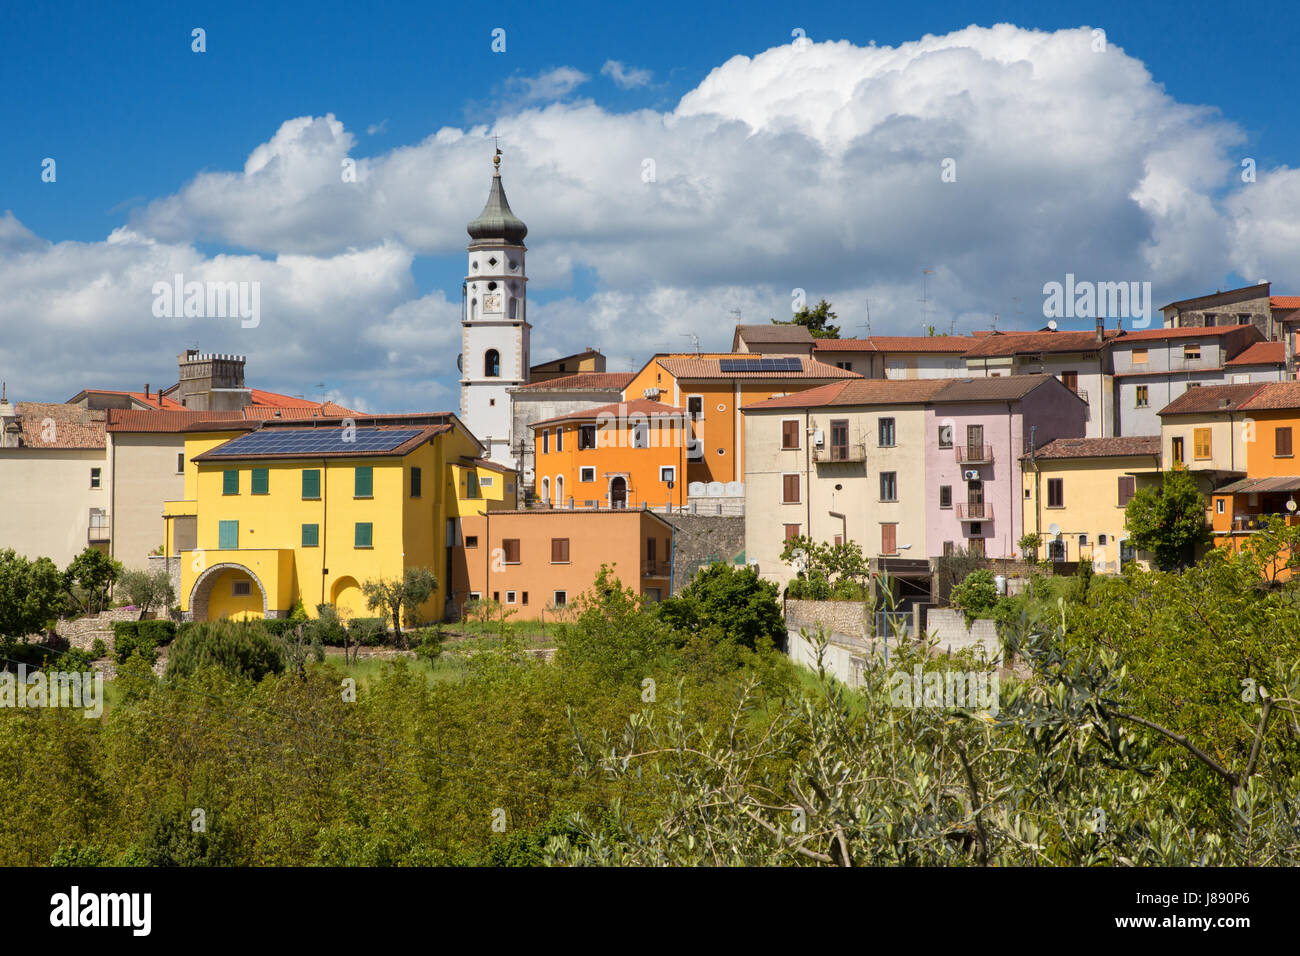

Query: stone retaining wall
left=924, top=608, right=1000, bottom=660
left=662, top=514, right=745, bottom=594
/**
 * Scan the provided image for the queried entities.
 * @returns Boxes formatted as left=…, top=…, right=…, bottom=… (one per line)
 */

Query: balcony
left=954, top=444, right=994, bottom=465
left=88, top=522, right=110, bottom=543
left=643, top=560, right=671, bottom=579
left=954, top=502, right=992, bottom=521
left=813, top=441, right=867, bottom=463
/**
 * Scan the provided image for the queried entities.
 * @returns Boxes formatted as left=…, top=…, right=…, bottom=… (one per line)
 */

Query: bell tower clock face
left=483, top=293, right=503, bottom=313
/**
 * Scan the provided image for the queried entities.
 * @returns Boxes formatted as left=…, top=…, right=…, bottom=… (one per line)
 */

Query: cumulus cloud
left=6, top=25, right=1300, bottom=411
left=601, top=60, right=653, bottom=89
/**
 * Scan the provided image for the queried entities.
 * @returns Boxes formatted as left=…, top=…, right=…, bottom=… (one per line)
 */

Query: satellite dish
left=1288, top=498, right=1297, bottom=513
left=1047, top=319, right=1058, bottom=331
left=1048, top=523, right=1061, bottom=536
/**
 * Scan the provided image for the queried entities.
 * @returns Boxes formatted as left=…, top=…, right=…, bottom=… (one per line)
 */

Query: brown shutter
left=881, top=524, right=896, bottom=554
left=783, top=474, right=800, bottom=503
left=551, top=538, right=569, bottom=563
left=1277, top=427, right=1293, bottom=457
left=1118, top=476, right=1135, bottom=507
left=504, top=538, right=520, bottom=563
left=782, top=420, right=799, bottom=449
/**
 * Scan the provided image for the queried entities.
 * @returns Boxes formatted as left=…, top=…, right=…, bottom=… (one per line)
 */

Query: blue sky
left=2, top=0, right=1297, bottom=409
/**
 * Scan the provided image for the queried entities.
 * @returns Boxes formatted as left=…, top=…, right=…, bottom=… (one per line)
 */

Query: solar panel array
left=207, top=428, right=424, bottom=457
left=717, top=357, right=805, bottom=372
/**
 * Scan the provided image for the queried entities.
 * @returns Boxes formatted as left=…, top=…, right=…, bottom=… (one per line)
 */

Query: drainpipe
left=668, top=520, right=676, bottom=595
left=1029, top=424, right=1041, bottom=544
left=805, top=409, right=812, bottom=535
left=1007, top=400, right=1014, bottom=557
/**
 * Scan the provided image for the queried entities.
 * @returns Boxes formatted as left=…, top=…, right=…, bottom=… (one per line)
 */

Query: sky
left=2, top=0, right=1298, bottom=412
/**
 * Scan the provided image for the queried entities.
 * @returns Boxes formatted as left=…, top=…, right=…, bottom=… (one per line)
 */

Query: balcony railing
left=813, top=441, right=867, bottom=463
left=955, top=444, right=994, bottom=465
left=643, top=560, right=671, bottom=578
left=954, top=502, right=992, bottom=521
left=88, top=523, right=110, bottom=543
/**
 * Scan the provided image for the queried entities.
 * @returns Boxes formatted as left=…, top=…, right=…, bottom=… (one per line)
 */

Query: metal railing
left=813, top=441, right=867, bottom=463
left=954, top=502, right=992, bottom=521
left=955, top=444, right=994, bottom=464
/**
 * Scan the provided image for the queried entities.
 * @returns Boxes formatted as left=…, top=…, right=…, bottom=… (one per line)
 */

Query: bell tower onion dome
left=467, top=151, right=528, bottom=246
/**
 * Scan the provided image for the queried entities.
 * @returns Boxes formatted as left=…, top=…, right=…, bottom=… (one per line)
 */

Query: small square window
left=301, top=523, right=319, bottom=547
left=580, top=466, right=595, bottom=482
left=660, top=466, right=675, bottom=483
left=90, top=467, right=102, bottom=489
left=465, top=535, right=479, bottom=548
left=506, top=591, right=517, bottom=605
left=232, top=580, right=251, bottom=597
left=553, top=590, right=567, bottom=607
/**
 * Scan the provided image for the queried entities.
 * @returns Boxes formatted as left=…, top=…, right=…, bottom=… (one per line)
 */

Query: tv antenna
left=681, top=332, right=701, bottom=357
left=862, top=297, right=872, bottom=339
left=919, top=269, right=934, bottom=330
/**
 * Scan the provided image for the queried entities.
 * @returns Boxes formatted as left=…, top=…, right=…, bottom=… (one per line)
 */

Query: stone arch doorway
left=189, top=562, right=269, bottom=621
left=609, top=475, right=627, bottom=509
left=331, top=576, right=365, bottom=620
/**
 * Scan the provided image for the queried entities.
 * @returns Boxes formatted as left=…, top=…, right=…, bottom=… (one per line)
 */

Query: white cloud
left=601, top=60, right=653, bottom=89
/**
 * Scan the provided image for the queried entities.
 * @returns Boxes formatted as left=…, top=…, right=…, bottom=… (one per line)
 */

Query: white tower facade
left=460, top=153, right=529, bottom=468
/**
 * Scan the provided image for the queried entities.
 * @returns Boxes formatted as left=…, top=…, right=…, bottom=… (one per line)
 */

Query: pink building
left=925, top=376, right=1087, bottom=558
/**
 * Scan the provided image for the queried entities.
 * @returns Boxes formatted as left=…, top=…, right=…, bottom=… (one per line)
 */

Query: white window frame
left=553, top=590, right=567, bottom=607
left=780, top=418, right=802, bottom=450
left=505, top=590, right=517, bottom=605
left=660, top=466, right=676, bottom=483
left=579, top=466, right=595, bottom=482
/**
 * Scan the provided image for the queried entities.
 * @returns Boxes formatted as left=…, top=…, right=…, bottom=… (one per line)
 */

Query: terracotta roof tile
left=741, top=379, right=947, bottom=410
left=1239, top=382, right=1300, bottom=411
left=1156, top=383, right=1268, bottom=416
left=1024, top=436, right=1161, bottom=461
left=1270, top=296, right=1300, bottom=310
left=963, top=329, right=1121, bottom=358
left=1118, top=323, right=1257, bottom=342
left=814, top=336, right=979, bottom=353
left=9, top=403, right=106, bottom=449
left=514, top=372, right=635, bottom=391
left=733, top=324, right=816, bottom=344
left=656, top=356, right=860, bottom=380
left=1225, top=342, right=1286, bottom=367
left=932, top=375, right=1074, bottom=403
left=529, top=398, right=686, bottom=428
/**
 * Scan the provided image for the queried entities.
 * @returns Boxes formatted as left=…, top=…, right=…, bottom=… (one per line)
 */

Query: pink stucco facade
left=925, top=380, right=1087, bottom=558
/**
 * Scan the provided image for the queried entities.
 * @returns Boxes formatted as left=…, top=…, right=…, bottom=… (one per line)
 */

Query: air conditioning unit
left=643, top=387, right=660, bottom=400
left=963, top=469, right=981, bottom=481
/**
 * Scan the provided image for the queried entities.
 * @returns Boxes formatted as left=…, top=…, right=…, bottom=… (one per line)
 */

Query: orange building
left=530, top=399, right=689, bottom=509
left=449, top=508, right=674, bottom=618
left=621, top=353, right=860, bottom=486
left=1208, top=384, right=1300, bottom=564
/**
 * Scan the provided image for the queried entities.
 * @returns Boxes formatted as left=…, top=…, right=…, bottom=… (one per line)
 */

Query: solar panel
left=719, top=357, right=804, bottom=373
left=207, top=428, right=423, bottom=457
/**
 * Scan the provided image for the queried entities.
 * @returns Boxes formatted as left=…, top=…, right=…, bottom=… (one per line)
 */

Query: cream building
left=1155, top=382, right=1263, bottom=494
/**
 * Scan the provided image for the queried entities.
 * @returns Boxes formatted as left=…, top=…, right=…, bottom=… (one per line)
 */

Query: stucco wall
left=0, top=447, right=108, bottom=566
left=925, top=608, right=1001, bottom=660
left=110, top=432, right=185, bottom=570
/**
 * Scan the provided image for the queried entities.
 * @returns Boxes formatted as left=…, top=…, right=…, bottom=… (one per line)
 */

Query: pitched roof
left=1156, top=383, right=1267, bottom=416
left=1271, top=296, right=1300, bottom=310
left=741, top=379, right=948, bottom=411
left=963, top=329, right=1121, bottom=358
left=1023, top=436, right=1161, bottom=461
left=1225, top=341, right=1286, bottom=367
left=732, top=324, right=816, bottom=346
left=106, top=404, right=363, bottom=432
left=814, top=336, right=978, bottom=353
left=528, top=398, right=686, bottom=428
left=1239, top=382, right=1300, bottom=411
left=193, top=424, right=451, bottom=462
left=931, top=374, right=1074, bottom=403
left=655, top=355, right=860, bottom=380
left=1215, top=475, right=1300, bottom=494
left=67, top=388, right=186, bottom=410
left=7, top=403, right=107, bottom=449
left=513, top=372, right=635, bottom=391
left=530, top=347, right=603, bottom=370
left=1159, top=283, right=1270, bottom=313
left=1117, top=323, right=1256, bottom=342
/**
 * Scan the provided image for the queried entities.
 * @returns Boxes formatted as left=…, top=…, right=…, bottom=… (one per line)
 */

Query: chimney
left=144, top=383, right=150, bottom=398
left=1095, top=317, right=1104, bottom=343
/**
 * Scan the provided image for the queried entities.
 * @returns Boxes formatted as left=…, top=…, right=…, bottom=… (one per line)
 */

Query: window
left=302, top=469, right=320, bottom=499
left=939, top=485, right=952, bottom=509
left=223, top=469, right=238, bottom=495
left=1078, top=534, right=1088, bottom=549
left=506, top=591, right=516, bottom=605
left=551, top=538, right=570, bottom=563
left=176, top=452, right=185, bottom=473
left=542, top=431, right=549, bottom=455
left=485, top=349, right=500, bottom=377
left=1184, top=344, right=1201, bottom=362
left=1171, top=436, right=1185, bottom=463
left=688, top=396, right=703, bottom=419
left=493, top=592, right=499, bottom=603
left=1276, top=427, right=1294, bottom=458
left=781, top=420, right=801, bottom=450
left=1118, top=476, right=1136, bottom=507
left=1215, top=498, right=1225, bottom=514
left=522, top=592, right=529, bottom=605
left=466, top=472, right=479, bottom=499
left=578, top=424, right=596, bottom=449
left=782, top=474, right=800, bottom=504
left=580, top=466, right=595, bottom=482
left=553, top=591, right=568, bottom=607
left=881, top=523, right=897, bottom=554
left=465, top=535, right=479, bottom=548
left=1047, top=478, right=1064, bottom=508
left=90, top=467, right=102, bottom=489
left=943, top=541, right=955, bottom=557
left=1135, top=385, right=1148, bottom=408
left=218, top=520, right=238, bottom=550
left=1132, top=348, right=1149, bottom=365
left=878, top=417, right=896, bottom=447
left=502, top=538, right=520, bottom=564
left=835, top=361, right=852, bottom=371
left=251, top=467, right=269, bottom=495
left=879, top=472, right=897, bottom=502
left=411, top=466, right=422, bottom=497
left=647, top=538, right=657, bottom=562
left=1193, top=427, right=1212, bottom=460
left=355, top=466, right=373, bottom=497
left=830, top=419, right=849, bottom=460
left=937, top=425, right=953, bottom=448
left=354, top=522, right=373, bottom=548
left=556, top=427, right=564, bottom=452
left=660, top=466, right=676, bottom=483
left=1061, top=370, right=1078, bottom=393
left=301, top=523, right=319, bottom=547
left=232, top=580, right=251, bottom=597
left=1202, top=314, right=1216, bottom=327
left=970, top=522, right=983, bottom=537
left=631, top=422, right=649, bottom=448
left=784, top=524, right=801, bottom=541
left=469, top=592, right=482, bottom=601
left=556, top=475, right=564, bottom=505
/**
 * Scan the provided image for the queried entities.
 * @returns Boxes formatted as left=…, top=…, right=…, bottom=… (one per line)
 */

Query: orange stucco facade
left=1210, top=408, right=1300, bottom=576
left=449, top=508, right=674, bottom=618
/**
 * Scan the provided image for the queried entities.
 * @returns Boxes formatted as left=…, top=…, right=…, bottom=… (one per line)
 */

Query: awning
left=1215, top=476, right=1300, bottom=495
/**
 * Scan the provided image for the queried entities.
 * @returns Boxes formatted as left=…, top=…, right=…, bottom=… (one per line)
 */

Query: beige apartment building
left=1156, top=382, right=1264, bottom=494
left=741, top=379, right=945, bottom=595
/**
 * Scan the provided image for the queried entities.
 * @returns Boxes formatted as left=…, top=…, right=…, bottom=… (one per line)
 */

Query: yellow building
left=1021, top=436, right=1162, bottom=571
left=168, top=414, right=503, bottom=623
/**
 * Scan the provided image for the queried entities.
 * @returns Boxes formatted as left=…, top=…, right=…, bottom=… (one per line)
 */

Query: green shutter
left=355, top=466, right=373, bottom=497
left=354, top=522, right=373, bottom=548
left=223, top=469, right=238, bottom=495
left=251, top=467, right=269, bottom=495
left=218, top=520, right=238, bottom=550
left=301, top=523, right=319, bottom=547
left=302, top=469, right=320, bottom=499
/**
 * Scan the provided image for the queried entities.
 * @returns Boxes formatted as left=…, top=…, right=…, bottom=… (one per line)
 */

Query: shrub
left=949, top=569, right=999, bottom=620
left=413, top=627, right=444, bottom=662
left=112, top=624, right=160, bottom=666
left=346, top=617, right=388, bottom=647
left=165, top=620, right=285, bottom=682
left=308, top=604, right=348, bottom=646
left=90, top=637, right=107, bottom=660
left=112, top=619, right=176, bottom=653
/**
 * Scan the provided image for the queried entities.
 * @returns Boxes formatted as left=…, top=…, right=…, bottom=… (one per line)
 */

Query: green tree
left=771, top=298, right=840, bottom=338
left=656, top=563, right=783, bottom=651
left=556, top=566, right=673, bottom=684
left=0, top=549, right=63, bottom=638
left=362, top=567, right=438, bottom=647
left=63, top=547, right=122, bottom=614
left=1125, top=468, right=1210, bottom=569
left=165, top=620, right=285, bottom=681
left=949, top=568, right=998, bottom=620
left=118, top=568, right=176, bottom=619
left=1017, top=532, right=1041, bottom=562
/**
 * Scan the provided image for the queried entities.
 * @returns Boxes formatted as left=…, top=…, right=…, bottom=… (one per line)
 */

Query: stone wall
left=925, top=608, right=1001, bottom=660
left=788, top=629, right=873, bottom=688
left=149, top=555, right=183, bottom=608
left=663, top=514, right=745, bottom=594
left=42, top=606, right=140, bottom=652
left=786, top=599, right=870, bottom=641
